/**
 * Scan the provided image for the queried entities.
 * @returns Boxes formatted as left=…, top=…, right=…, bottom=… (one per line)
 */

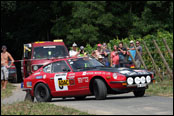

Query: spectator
left=117, top=42, right=127, bottom=67
left=1, top=45, right=14, bottom=90
left=135, top=40, right=142, bottom=68
left=91, top=44, right=104, bottom=62
left=127, top=40, right=136, bottom=62
left=110, top=45, right=119, bottom=68
left=101, top=43, right=110, bottom=67
left=79, top=46, right=88, bottom=57
left=69, top=43, right=80, bottom=57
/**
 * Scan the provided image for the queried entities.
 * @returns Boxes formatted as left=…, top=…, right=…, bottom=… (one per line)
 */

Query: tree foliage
left=1, top=1, right=173, bottom=59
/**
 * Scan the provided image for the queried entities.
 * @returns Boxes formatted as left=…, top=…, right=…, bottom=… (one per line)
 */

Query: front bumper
left=109, top=78, right=155, bottom=88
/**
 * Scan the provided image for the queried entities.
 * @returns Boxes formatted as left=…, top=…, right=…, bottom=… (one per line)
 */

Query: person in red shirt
left=110, top=45, right=119, bottom=68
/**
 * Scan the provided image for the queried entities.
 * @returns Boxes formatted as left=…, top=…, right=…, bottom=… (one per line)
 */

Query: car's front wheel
left=34, top=83, right=52, bottom=102
left=93, top=79, right=107, bottom=100
left=133, top=89, right=145, bottom=97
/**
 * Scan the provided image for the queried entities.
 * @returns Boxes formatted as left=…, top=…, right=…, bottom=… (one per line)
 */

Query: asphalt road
left=2, top=84, right=173, bottom=115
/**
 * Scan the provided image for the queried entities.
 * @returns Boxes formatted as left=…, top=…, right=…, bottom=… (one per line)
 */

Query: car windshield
left=33, top=45, right=69, bottom=59
left=67, top=57, right=104, bottom=71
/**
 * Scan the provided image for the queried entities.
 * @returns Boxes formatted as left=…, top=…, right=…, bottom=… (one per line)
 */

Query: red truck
left=21, top=40, right=69, bottom=79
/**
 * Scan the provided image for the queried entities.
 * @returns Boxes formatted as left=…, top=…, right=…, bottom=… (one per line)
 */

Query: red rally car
left=22, top=57, right=155, bottom=102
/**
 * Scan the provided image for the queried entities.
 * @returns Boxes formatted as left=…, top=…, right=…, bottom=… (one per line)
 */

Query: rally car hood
left=85, top=67, right=152, bottom=76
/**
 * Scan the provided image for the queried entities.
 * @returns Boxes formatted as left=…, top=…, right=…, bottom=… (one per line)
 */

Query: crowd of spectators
left=69, top=40, right=142, bottom=68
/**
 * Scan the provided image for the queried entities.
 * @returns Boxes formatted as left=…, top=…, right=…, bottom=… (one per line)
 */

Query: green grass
left=1, top=82, right=16, bottom=99
left=1, top=101, right=91, bottom=115
left=146, top=78, right=173, bottom=97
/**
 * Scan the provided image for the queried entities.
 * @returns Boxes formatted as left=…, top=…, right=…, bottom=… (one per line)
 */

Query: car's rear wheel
left=34, top=83, right=52, bottom=102
left=74, top=96, right=86, bottom=100
left=93, top=79, right=107, bottom=100
left=133, top=89, right=145, bottom=97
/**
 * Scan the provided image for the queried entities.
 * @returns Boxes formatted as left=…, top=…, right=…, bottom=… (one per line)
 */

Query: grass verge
left=146, top=79, right=173, bottom=97
left=1, top=82, right=16, bottom=99
left=1, top=101, right=91, bottom=115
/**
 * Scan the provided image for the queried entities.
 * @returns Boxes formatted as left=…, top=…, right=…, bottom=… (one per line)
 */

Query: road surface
left=1, top=84, right=173, bottom=115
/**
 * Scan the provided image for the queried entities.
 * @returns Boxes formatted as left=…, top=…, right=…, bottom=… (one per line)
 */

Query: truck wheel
left=13, top=74, right=18, bottom=83
left=93, top=79, right=107, bottom=100
left=74, top=96, right=86, bottom=100
left=34, top=83, right=52, bottom=102
left=24, top=90, right=34, bottom=102
left=133, top=89, right=145, bottom=97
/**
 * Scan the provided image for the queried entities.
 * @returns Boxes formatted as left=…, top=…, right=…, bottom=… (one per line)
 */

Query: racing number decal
left=54, top=73, right=68, bottom=91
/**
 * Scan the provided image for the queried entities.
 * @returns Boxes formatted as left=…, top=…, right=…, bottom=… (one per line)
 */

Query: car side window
left=52, top=61, right=71, bottom=73
left=43, top=64, right=52, bottom=73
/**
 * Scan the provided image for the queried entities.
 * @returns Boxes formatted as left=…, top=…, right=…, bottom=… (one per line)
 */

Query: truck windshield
left=67, top=57, right=104, bottom=71
left=33, top=45, right=69, bottom=59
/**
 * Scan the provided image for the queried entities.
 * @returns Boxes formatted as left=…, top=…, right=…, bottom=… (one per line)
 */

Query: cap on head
left=103, top=43, right=107, bottom=46
left=80, top=46, right=84, bottom=50
left=2, top=45, right=7, bottom=49
left=97, top=44, right=102, bottom=47
left=72, top=43, right=77, bottom=47
left=130, top=40, right=134, bottom=44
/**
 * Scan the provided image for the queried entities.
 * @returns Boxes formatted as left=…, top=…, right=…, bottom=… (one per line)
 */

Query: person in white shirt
left=69, top=43, right=80, bottom=57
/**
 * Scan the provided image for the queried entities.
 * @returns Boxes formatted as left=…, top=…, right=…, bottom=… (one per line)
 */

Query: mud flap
left=24, top=90, right=34, bottom=102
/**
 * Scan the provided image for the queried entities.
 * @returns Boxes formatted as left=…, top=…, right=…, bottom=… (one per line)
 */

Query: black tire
left=133, top=89, right=145, bottom=97
left=93, top=79, right=107, bottom=100
left=34, top=83, right=52, bottom=102
left=74, top=96, right=86, bottom=100
left=13, top=74, right=18, bottom=83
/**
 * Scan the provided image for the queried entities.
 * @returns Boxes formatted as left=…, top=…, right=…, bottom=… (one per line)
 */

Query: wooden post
left=153, top=40, right=173, bottom=79
left=125, top=43, right=138, bottom=68
left=142, top=41, right=163, bottom=81
left=162, top=38, right=173, bottom=59
left=133, top=44, right=147, bottom=69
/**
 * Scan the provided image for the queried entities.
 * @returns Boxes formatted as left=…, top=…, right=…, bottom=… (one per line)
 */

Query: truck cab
left=21, top=40, right=69, bottom=79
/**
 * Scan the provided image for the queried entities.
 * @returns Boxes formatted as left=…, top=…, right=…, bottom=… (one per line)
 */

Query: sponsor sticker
left=68, top=76, right=75, bottom=79
left=43, top=75, right=46, bottom=79
left=78, top=77, right=89, bottom=83
left=36, top=76, right=43, bottom=79
left=95, top=72, right=102, bottom=74
left=58, top=80, right=69, bottom=86
left=78, top=78, right=83, bottom=83
left=69, top=79, right=75, bottom=85
left=82, top=72, right=87, bottom=75
left=27, top=82, right=32, bottom=87
left=33, top=72, right=41, bottom=75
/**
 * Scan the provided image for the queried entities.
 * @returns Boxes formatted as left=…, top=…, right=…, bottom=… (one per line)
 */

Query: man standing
left=101, top=43, right=110, bottom=67
left=135, top=40, right=142, bottom=68
left=91, top=44, right=104, bottom=63
left=1, top=45, right=14, bottom=90
left=118, top=42, right=127, bottom=67
left=69, top=43, right=80, bottom=57
left=127, top=40, right=136, bottom=62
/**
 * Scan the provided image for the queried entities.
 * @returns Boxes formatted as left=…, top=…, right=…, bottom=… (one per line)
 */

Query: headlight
left=146, top=75, right=151, bottom=83
left=127, top=77, right=133, bottom=85
left=135, top=77, right=141, bottom=84
left=140, top=76, right=146, bottom=84
left=113, top=73, right=117, bottom=79
left=33, top=65, right=38, bottom=71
